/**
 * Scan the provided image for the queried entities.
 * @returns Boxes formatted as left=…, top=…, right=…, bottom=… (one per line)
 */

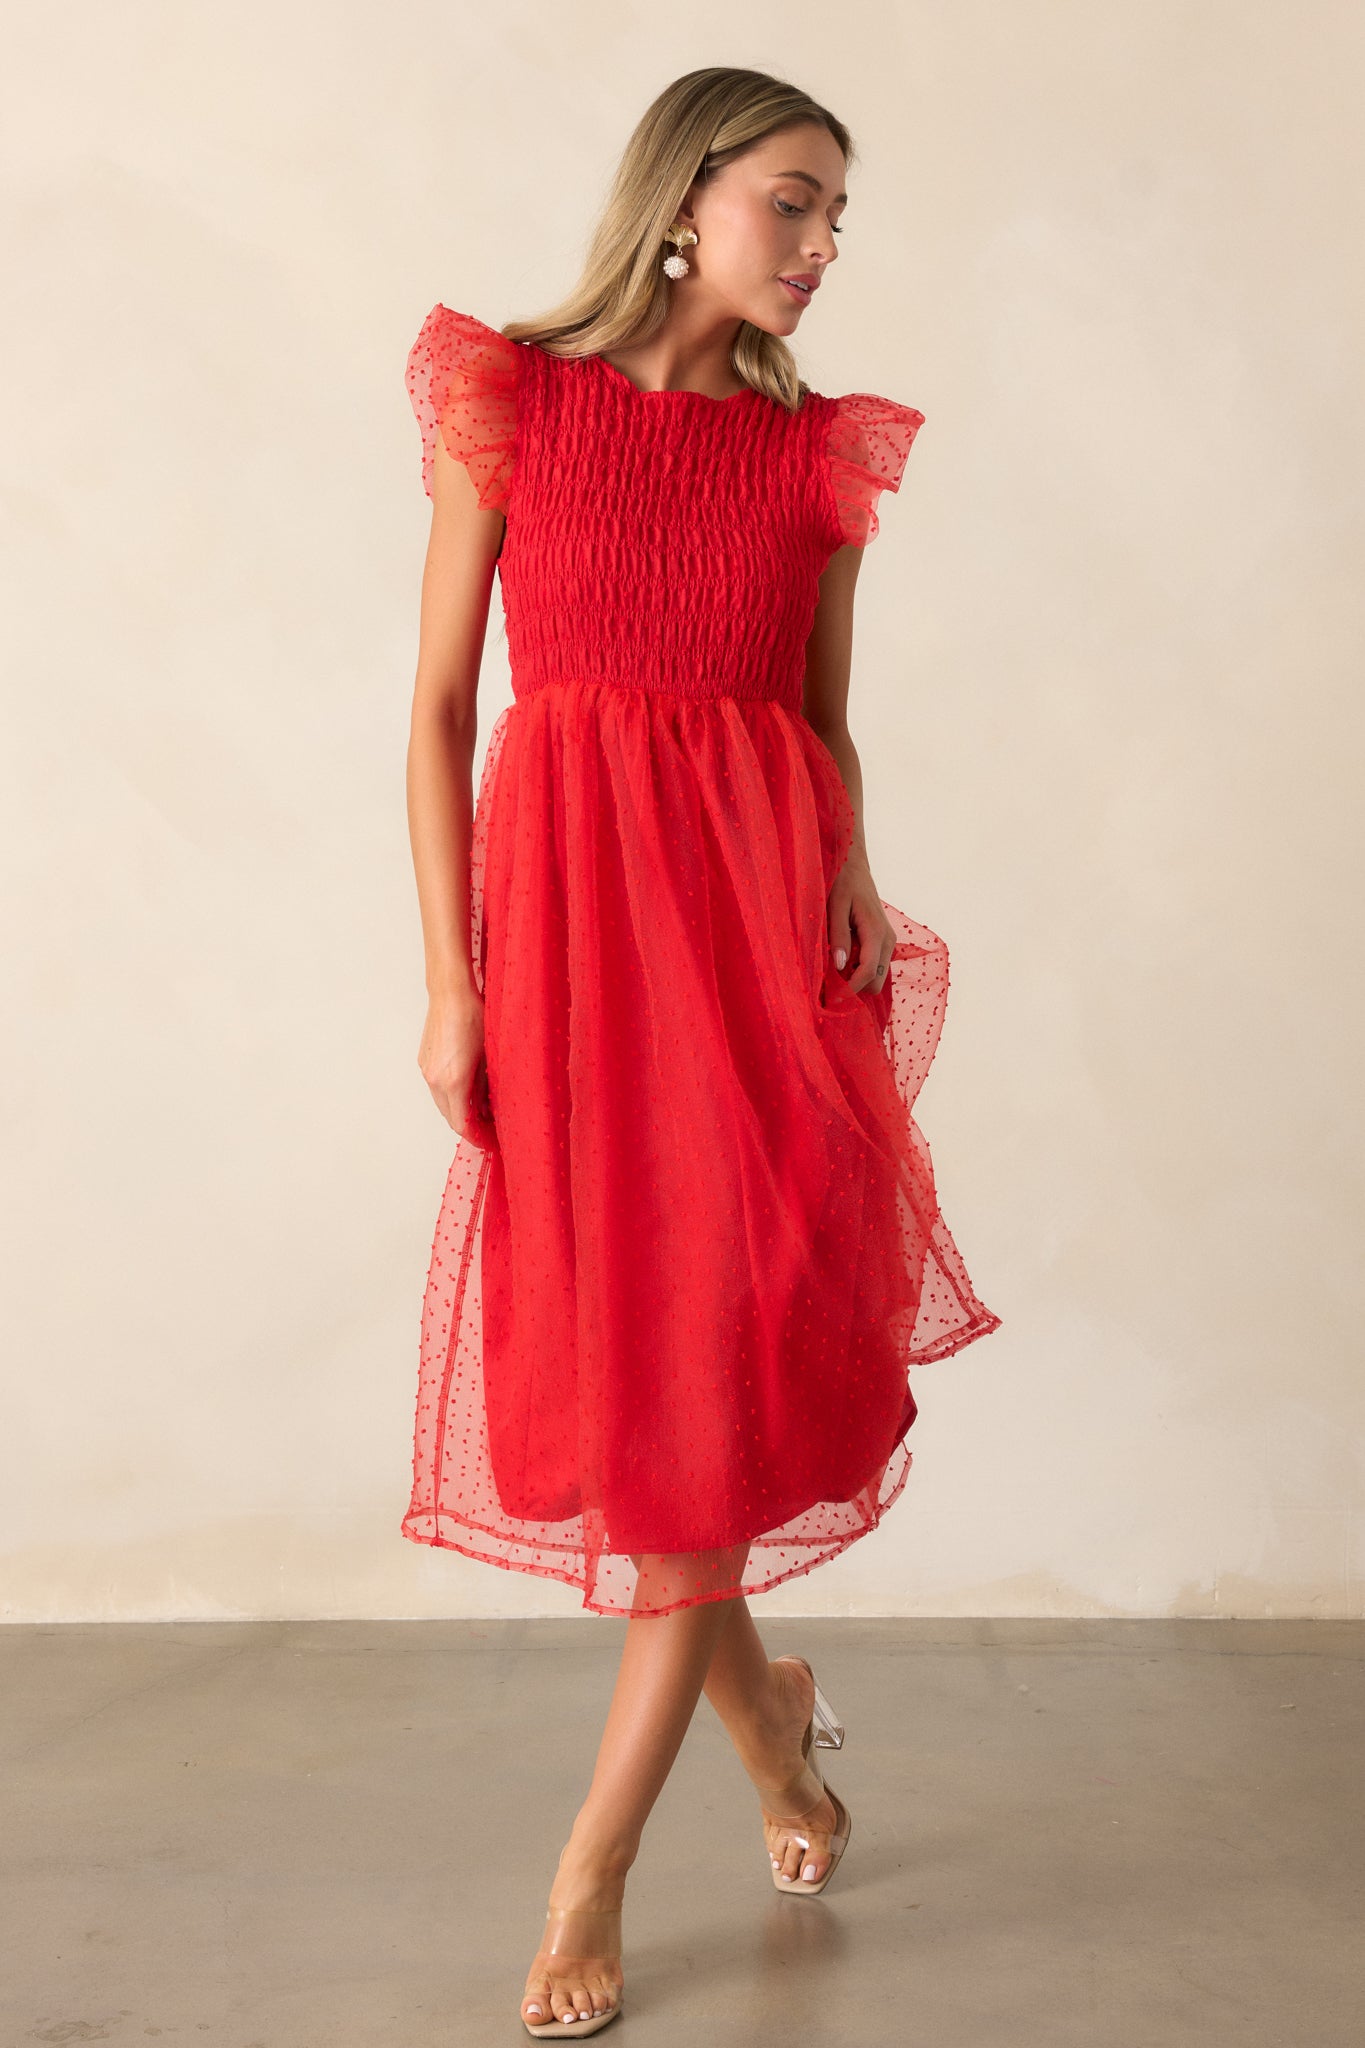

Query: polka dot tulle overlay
left=402, top=307, right=1000, bottom=1617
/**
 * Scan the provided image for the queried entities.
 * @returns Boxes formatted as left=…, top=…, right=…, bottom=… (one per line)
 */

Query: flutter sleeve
left=825, top=391, right=926, bottom=546
left=405, top=303, right=522, bottom=507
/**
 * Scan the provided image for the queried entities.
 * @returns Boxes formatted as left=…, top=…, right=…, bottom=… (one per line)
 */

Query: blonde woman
left=402, top=65, right=1000, bottom=2036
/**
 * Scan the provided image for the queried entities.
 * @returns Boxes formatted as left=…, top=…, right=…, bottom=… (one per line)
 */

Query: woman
left=403, top=65, right=1000, bottom=2037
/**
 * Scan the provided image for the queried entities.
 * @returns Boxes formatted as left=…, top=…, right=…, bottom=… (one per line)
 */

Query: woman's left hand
left=827, top=851, right=896, bottom=996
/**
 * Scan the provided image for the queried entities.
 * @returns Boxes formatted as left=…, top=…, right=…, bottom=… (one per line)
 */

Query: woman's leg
left=699, top=1596, right=845, bottom=1886
left=520, top=1565, right=740, bottom=2030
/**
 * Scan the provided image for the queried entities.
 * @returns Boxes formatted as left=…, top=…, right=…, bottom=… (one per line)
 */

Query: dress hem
left=401, top=1291, right=1003, bottom=1618
left=399, top=1440, right=913, bottom=1620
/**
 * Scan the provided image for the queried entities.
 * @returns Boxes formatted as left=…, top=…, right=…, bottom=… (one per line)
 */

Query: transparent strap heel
left=761, top=1776, right=854, bottom=1896
left=764, top=1656, right=854, bottom=1895
left=811, top=1674, right=845, bottom=1751
left=522, top=1904, right=624, bottom=2038
left=779, top=1653, right=845, bottom=1751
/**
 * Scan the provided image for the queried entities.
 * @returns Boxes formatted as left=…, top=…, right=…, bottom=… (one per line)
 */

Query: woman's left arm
left=801, top=544, right=896, bottom=996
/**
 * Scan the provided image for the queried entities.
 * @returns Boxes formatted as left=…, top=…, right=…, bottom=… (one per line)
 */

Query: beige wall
left=3, top=5, right=1361, bottom=1622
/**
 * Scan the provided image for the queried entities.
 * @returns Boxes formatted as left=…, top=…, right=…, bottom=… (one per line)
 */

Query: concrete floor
left=2, top=1617, right=1361, bottom=2047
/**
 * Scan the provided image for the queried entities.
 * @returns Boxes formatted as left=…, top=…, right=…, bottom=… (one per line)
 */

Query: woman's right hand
left=418, top=982, right=488, bottom=1139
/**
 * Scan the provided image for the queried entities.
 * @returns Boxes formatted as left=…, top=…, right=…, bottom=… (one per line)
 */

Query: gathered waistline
left=513, top=672, right=800, bottom=711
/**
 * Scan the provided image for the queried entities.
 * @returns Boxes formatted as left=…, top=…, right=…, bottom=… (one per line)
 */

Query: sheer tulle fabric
left=405, top=303, right=521, bottom=509
left=402, top=305, right=1000, bottom=1617
left=826, top=391, right=926, bottom=545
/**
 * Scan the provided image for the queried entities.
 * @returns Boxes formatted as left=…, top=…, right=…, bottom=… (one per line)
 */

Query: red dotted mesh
left=402, top=306, right=1000, bottom=1617
left=405, top=303, right=521, bottom=509
left=826, top=390, right=926, bottom=545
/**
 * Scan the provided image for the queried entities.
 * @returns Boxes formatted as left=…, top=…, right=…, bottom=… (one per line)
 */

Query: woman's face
left=678, top=120, right=848, bottom=337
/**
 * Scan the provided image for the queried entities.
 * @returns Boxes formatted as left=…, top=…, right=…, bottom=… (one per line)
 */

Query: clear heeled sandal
left=761, top=1655, right=853, bottom=1897
left=521, top=1902, right=624, bottom=2038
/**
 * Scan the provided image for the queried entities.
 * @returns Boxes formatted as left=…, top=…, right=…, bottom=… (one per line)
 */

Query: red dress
left=402, top=303, right=1000, bottom=1618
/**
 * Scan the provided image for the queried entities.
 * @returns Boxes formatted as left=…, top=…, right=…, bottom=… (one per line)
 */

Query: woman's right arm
left=406, top=429, right=507, bottom=1135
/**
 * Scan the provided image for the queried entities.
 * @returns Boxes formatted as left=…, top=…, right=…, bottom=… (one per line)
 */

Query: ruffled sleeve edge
left=404, top=302, right=522, bottom=507
left=824, top=390, right=926, bottom=547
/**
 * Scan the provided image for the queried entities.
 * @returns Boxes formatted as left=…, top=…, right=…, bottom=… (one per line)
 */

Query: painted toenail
left=802, top=1862, right=817, bottom=1880
left=527, top=2005, right=542, bottom=2015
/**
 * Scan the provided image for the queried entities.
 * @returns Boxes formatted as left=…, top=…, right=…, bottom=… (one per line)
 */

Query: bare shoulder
left=814, top=540, right=864, bottom=610
left=429, top=428, right=506, bottom=561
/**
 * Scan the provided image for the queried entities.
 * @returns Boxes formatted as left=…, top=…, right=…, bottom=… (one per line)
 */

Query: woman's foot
left=520, top=1835, right=628, bottom=2031
left=734, top=1656, right=843, bottom=1886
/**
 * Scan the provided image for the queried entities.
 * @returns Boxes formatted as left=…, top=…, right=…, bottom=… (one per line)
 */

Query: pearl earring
left=662, top=223, right=698, bottom=279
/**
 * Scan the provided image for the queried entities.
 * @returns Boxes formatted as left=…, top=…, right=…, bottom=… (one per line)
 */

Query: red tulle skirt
left=403, top=678, right=1000, bottom=1616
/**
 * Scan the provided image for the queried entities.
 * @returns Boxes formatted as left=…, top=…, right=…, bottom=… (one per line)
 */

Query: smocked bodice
left=406, top=305, right=924, bottom=712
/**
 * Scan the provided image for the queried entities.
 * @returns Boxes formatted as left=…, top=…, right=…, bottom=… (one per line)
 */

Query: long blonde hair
left=501, top=67, right=855, bottom=412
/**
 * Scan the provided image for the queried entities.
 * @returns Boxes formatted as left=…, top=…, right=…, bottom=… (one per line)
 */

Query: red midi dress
left=401, top=303, right=1001, bottom=1618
